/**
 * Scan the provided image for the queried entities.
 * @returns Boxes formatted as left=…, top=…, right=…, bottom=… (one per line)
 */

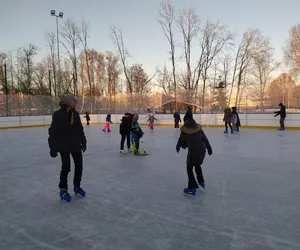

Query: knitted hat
left=59, top=94, right=77, bottom=106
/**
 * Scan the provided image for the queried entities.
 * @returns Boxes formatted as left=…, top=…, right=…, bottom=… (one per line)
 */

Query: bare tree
left=199, top=21, right=234, bottom=109
left=158, top=0, right=177, bottom=109
left=60, top=19, right=81, bottom=96
left=79, top=20, right=93, bottom=97
left=177, top=8, right=200, bottom=101
left=228, top=29, right=267, bottom=106
left=0, top=53, right=8, bottom=92
left=157, top=66, right=174, bottom=112
left=284, top=24, right=300, bottom=78
left=45, top=32, right=57, bottom=96
left=252, top=41, right=280, bottom=111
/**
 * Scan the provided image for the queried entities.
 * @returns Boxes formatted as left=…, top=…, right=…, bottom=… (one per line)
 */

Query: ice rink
left=0, top=125, right=300, bottom=250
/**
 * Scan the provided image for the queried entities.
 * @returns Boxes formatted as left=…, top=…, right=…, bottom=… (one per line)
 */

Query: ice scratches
left=221, top=179, right=227, bottom=206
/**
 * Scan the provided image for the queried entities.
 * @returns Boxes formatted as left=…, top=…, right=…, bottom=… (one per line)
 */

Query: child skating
left=173, top=111, right=182, bottom=130
left=103, top=113, right=113, bottom=132
left=223, top=107, right=233, bottom=134
left=274, top=103, right=286, bottom=130
left=176, top=118, right=212, bottom=195
left=48, top=94, right=87, bottom=202
left=120, top=112, right=134, bottom=153
left=84, top=111, right=90, bottom=126
left=147, top=114, right=158, bottom=130
left=131, top=114, right=146, bottom=155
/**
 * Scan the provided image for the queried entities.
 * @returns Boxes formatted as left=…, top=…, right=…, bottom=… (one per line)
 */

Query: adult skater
left=183, top=107, right=193, bottom=123
left=84, top=111, right=90, bottom=126
left=120, top=112, right=134, bottom=153
left=176, top=118, right=212, bottom=195
left=223, top=107, right=233, bottom=134
left=274, top=103, right=286, bottom=130
left=102, top=113, right=113, bottom=132
left=173, top=111, right=182, bottom=130
left=231, top=107, right=241, bottom=132
left=48, top=94, right=87, bottom=202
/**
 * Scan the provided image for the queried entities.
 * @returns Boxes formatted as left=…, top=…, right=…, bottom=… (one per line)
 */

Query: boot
left=60, top=189, right=72, bottom=202
left=183, top=188, right=196, bottom=196
left=74, top=186, right=86, bottom=197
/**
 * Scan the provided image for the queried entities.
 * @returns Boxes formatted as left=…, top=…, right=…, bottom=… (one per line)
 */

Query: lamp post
left=51, top=10, right=63, bottom=96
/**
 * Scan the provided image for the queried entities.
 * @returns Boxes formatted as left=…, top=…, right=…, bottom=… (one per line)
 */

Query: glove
left=208, top=149, right=213, bottom=156
left=50, top=150, right=58, bottom=158
left=81, top=143, right=87, bottom=153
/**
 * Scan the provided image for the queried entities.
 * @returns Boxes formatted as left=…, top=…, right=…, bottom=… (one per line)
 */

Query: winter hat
left=59, top=94, right=77, bottom=107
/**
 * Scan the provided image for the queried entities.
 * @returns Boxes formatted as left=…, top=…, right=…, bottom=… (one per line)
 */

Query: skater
left=131, top=114, right=145, bottom=155
left=120, top=112, right=134, bottom=153
left=147, top=114, right=158, bottom=130
left=231, top=107, right=241, bottom=132
left=103, top=113, right=113, bottom=132
left=173, top=111, right=182, bottom=130
left=84, top=111, right=90, bottom=126
left=274, top=103, right=286, bottom=130
left=223, top=107, right=233, bottom=134
left=48, top=94, right=87, bottom=202
left=183, top=107, right=193, bottom=123
left=176, top=118, right=212, bottom=195
left=146, top=109, right=153, bottom=127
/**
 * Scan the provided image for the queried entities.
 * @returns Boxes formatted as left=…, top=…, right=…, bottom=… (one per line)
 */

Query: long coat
left=48, top=106, right=87, bottom=153
left=119, top=114, right=133, bottom=135
left=176, top=119, right=212, bottom=166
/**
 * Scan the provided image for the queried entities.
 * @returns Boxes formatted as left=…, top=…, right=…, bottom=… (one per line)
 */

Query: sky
left=1, top=0, right=300, bottom=76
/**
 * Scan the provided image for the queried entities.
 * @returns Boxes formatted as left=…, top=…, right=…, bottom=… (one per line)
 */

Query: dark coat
left=223, top=108, right=232, bottom=123
left=176, top=119, right=212, bottom=166
left=274, top=105, right=286, bottom=118
left=183, top=109, right=193, bottom=123
left=48, top=106, right=87, bottom=153
left=120, top=114, right=133, bottom=135
left=174, top=112, right=182, bottom=123
left=232, top=110, right=241, bottom=127
left=84, top=113, right=90, bottom=121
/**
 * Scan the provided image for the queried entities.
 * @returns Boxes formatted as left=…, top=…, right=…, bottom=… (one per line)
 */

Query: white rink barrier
left=0, top=113, right=300, bottom=129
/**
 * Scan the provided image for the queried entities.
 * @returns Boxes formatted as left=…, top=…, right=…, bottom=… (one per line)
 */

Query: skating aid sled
left=135, top=151, right=150, bottom=156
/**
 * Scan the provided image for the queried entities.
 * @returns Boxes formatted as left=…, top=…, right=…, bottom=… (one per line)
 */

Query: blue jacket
left=131, top=123, right=143, bottom=143
left=106, top=114, right=112, bottom=122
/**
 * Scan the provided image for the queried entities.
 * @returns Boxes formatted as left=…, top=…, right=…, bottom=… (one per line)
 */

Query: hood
left=59, top=94, right=77, bottom=107
left=181, top=119, right=202, bottom=134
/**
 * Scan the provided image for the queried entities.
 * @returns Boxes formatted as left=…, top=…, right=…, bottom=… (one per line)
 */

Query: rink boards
left=1, top=113, right=300, bottom=130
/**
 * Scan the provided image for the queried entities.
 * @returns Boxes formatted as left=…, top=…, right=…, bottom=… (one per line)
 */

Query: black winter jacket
left=48, top=106, right=86, bottom=153
left=176, top=119, right=212, bottom=166
left=274, top=105, right=286, bottom=118
left=119, top=115, right=133, bottom=134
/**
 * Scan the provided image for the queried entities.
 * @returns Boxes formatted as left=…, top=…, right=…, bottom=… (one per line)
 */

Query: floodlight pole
left=51, top=10, right=63, bottom=96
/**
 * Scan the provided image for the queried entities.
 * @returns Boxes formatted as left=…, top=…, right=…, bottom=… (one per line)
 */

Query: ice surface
left=0, top=125, right=300, bottom=250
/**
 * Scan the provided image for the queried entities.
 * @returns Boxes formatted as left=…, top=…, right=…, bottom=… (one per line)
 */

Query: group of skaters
left=48, top=94, right=287, bottom=201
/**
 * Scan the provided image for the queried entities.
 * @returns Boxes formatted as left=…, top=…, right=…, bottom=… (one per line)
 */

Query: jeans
left=59, top=152, right=83, bottom=190
left=186, top=164, right=204, bottom=189
left=120, top=133, right=131, bottom=150
left=175, top=122, right=179, bottom=128
left=280, top=117, right=286, bottom=128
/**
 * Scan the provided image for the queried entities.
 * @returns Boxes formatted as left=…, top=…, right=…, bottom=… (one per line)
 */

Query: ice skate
left=60, top=189, right=72, bottom=202
left=74, top=186, right=86, bottom=197
left=107, top=129, right=111, bottom=132
left=223, top=130, right=228, bottom=134
left=102, top=129, right=106, bottom=132
left=230, top=130, right=234, bottom=134
left=120, top=150, right=126, bottom=153
left=127, top=148, right=132, bottom=153
left=183, top=188, right=196, bottom=196
left=199, top=182, right=205, bottom=189
left=278, top=127, right=285, bottom=131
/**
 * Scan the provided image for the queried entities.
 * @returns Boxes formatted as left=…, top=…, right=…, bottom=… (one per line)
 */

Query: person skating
left=274, top=103, right=286, bottom=130
left=131, top=114, right=144, bottom=155
left=102, top=113, right=113, bottom=132
left=48, top=94, right=87, bottom=202
left=84, top=111, right=91, bottom=126
left=176, top=118, right=212, bottom=195
left=223, top=107, right=233, bottom=134
left=231, top=107, right=241, bottom=132
left=147, top=114, right=158, bottom=130
left=120, top=113, right=134, bottom=153
left=183, top=107, right=193, bottom=123
left=173, top=111, right=182, bottom=130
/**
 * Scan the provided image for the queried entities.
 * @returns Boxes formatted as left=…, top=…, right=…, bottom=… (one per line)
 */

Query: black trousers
left=86, top=120, right=90, bottom=125
left=59, top=152, right=83, bottom=190
left=175, top=122, right=179, bottom=128
left=280, top=117, right=286, bottom=128
left=187, top=164, right=204, bottom=189
left=225, top=122, right=232, bottom=131
left=120, top=133, right=131, bottom=150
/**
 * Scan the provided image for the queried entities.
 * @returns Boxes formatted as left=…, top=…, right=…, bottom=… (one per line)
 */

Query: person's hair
left=279, top=103, right=283, bottom=106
